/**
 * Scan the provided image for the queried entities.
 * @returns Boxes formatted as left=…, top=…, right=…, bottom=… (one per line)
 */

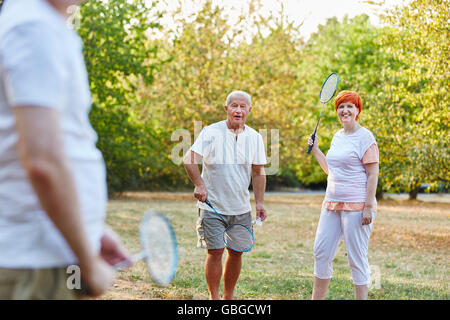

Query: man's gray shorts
left=196, top=209, right=252, bottom=250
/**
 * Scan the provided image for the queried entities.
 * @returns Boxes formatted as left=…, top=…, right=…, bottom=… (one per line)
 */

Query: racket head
left=223, top=223, right=255, bottom=253
left=319, top=72, right=339, bottom=103
left=139, top=210, right=179, bottom=287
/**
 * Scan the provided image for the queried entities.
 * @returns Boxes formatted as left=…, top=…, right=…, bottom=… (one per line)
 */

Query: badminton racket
left=204, top=199, right=255, bottom=253
left=113, top=210, right=179, bottom=287
left=307, top=72, right=339, bottom=154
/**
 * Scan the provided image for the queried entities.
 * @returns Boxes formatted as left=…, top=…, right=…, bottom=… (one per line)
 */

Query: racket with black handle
left=307, top=72, right=339, bottom=154
left=204, top=199, right=255, bottom=253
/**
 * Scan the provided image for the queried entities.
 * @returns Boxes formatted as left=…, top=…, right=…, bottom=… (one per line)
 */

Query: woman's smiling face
left=336, top=101, right=359, bottom=124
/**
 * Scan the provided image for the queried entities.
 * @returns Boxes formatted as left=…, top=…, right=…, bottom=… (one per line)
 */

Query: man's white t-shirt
left=325, top=127, right=377, bottom=203
left=0, top=0, right=107, bottom=268
left=190, top=120, right=267, bottom=215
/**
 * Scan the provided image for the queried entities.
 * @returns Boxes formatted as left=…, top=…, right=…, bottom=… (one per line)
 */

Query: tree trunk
left=376, top=184, right=384, bottom=200
left=408, top=185, right=420, bottom=200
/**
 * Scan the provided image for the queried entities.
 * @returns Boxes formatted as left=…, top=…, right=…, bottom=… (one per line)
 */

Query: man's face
left=225, top=94, right=252, bottom=128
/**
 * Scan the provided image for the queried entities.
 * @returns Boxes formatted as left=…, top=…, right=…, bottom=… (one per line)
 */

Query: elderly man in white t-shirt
left=183, top=90, right=267, bottom=300
left=0, top=0, right=131, bottom=299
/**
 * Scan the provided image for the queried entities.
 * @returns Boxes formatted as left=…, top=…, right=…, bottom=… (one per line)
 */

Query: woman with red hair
left=308, top=90, right=379, bottom=300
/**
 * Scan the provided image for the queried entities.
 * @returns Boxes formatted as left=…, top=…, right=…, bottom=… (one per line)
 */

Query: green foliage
left=372, top=0, right=449, bottom=198
left=77, top=0, right=447, bottom=194
left=78, top=0, right=175, bottom=193
left=142, top=0, right=306, bottom=186
left=79, top=0, right=161, bottom=106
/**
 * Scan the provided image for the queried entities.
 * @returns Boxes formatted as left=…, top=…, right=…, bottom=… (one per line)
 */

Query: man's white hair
left=225, top=90, right=251, bottom=107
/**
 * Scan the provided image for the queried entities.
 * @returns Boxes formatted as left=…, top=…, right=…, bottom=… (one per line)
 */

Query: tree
left=140, top=0, right=307, bottom=187
left=373, top=0, right=449, bottom=199
left=76, top=0, right=448, bottom=196
left=78, top=0, right=169, bottom=193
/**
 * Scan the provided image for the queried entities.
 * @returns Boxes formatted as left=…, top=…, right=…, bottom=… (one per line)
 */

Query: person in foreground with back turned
left=308, top=90, right=379, bottom=300
left=0, top=0, right=131, bottom=299
left=183, top=90, right=267, bottom=300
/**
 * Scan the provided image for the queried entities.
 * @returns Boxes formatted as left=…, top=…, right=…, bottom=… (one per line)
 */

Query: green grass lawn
left=101, top=192, right=449, bottom=300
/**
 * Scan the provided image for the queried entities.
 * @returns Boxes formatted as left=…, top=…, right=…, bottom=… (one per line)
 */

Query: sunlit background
left=154, top=0, right=410, bottom=40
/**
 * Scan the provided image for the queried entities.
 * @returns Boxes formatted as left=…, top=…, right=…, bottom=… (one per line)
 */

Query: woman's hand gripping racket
left=204, top=199, right=255, bottom=253
left=307, top=72, right=339, bottom=154
left=113, top=210, right=179, bottom=287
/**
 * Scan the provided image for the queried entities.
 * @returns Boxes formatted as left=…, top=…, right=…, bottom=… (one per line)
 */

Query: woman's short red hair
left=334, top=90, right=362, bottom=120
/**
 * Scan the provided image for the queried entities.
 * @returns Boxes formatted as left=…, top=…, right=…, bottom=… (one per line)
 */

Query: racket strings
left=204, top=200, right=255, bottom=253
left=141, top=217, right=177, bottom=285
left=224, top=223, right=254, bottom=252
left=320, top=73, right=339, bottom=103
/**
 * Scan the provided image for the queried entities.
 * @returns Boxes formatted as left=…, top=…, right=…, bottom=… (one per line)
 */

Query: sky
left=155, top=0, right=409, bottom=40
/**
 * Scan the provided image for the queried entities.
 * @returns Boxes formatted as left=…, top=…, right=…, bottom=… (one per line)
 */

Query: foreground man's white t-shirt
left=190, top=120, right=267, bottom=216
left=0, top=0, right=107, bottom=268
